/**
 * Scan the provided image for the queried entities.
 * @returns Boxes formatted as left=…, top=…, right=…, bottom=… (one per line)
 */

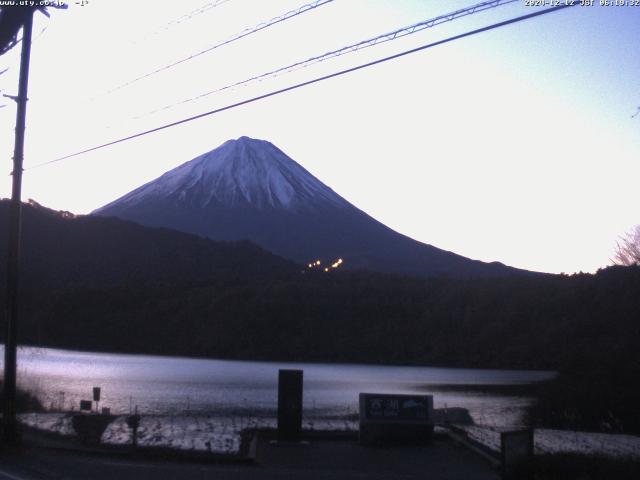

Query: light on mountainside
left=308, top=258, right=344, bottom=272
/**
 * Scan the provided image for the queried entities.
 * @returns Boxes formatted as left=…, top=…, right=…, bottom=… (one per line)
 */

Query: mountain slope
left=95, top=136, right=530, bottom=278
left=0, top=200, right=297, bottom=290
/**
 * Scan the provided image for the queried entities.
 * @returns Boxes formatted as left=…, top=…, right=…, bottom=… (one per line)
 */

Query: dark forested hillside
left=0, top=199, right=297, bottom=290
left=2, top=200, right=638, bottom=372
left=16, top=266, right=640, bottom=372
left=0, top=202, right=640, bottom=368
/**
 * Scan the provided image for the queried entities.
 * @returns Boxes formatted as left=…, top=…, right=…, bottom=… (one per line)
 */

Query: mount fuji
left=94, top=136, right=526, bottom=278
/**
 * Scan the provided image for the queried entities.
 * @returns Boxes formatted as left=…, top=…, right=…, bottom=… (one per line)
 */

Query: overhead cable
left=140, top=0, right=518, bottom=118
left=109, top=0, right=334, bottom=95
left=28, top=4, right=577, bottom=171
left=146, top=0, right=234, bottom=36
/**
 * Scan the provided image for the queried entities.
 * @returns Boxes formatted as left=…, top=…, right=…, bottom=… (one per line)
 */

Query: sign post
left=93, top=387, right=101, bottom=413
left=126, top=411, right=141, bottom=446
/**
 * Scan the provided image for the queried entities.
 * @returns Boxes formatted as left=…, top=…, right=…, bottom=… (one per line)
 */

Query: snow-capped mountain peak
left=104, top=136, right=347, bottom=211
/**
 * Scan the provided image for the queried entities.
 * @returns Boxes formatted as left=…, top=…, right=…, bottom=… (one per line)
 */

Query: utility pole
left=3, top=7, right=34, bottom=447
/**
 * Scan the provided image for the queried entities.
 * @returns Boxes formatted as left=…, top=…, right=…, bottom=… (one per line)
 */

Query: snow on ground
left=460, top=425, right=640, bottom=460
left=102, top=416, right=357, bottom=454
left=21, top=412, right=640, bottom=460
left=18, top=413, right=358, bottom=455
left=101, top=416, right=242, bottom=454
left=19, top=413, right=76, bottom=436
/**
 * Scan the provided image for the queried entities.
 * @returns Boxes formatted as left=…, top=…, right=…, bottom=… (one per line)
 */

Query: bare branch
left=613, top=225, right=640, bottom=266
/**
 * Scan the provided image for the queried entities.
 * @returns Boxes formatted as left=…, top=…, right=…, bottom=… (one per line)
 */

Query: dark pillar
left=501, top=429, right=534, bottom=480
left=277, top=369, right=303, bottom=441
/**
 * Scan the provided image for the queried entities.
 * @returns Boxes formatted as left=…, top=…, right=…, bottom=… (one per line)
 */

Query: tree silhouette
left=0, top=6, right=41, bottom=56
left=613, top=225, right=640, bottom=266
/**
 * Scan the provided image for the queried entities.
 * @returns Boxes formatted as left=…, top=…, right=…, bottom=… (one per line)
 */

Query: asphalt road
left=0, top=435, right=500, bottom=480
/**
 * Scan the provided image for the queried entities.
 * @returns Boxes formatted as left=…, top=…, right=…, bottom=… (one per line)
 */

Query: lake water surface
left=10, top=346, right=554, bottom=427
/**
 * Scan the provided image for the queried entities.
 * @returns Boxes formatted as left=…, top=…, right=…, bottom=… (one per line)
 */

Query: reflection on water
left=4, top=346, right=554, bottom=427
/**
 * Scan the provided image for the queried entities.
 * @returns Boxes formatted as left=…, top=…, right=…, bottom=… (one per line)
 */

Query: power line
left=145, top=0, right=234, bottom=37
left=108, top=0, right=334, bottom=95
left=29, top=4, right=577, bottom=171
left=138, top=0, right=518, bottom=119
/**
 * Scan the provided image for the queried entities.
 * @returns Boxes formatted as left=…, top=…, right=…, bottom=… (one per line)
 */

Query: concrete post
left=277, top=369, right=303, bottom=441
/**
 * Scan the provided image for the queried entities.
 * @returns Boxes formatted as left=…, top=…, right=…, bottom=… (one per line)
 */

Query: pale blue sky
left=0, top=0, right=638, bottom=274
